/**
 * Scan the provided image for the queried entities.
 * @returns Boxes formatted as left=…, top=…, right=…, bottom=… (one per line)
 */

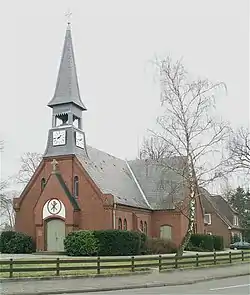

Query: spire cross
left=51, top=159, right=58, bottom=172
left=65, top=9, right=72, bottom=24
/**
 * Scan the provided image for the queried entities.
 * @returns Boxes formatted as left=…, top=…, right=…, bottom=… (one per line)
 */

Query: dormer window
left=233, top=215, right=239, bottom=226
left=73, top=176, right=79, bottom=198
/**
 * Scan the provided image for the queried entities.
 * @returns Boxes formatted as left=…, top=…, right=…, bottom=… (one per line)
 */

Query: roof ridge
left=125, top=160, right=152, bottom=209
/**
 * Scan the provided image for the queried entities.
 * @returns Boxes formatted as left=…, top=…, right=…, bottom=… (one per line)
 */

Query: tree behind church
left=226, top=187, right=250, bottom=242
left=140, top=57, right=230, bottom=256
left=14, top=152, right=42, bottom=187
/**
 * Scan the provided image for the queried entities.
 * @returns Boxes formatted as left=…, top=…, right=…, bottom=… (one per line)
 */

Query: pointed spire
left=48, top=23, right=87, bottom=110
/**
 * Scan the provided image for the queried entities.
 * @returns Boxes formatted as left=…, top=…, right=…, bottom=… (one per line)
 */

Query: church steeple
left=48, top=23, right=86, bottom=111
left=44, top=21, right=88, bottom=158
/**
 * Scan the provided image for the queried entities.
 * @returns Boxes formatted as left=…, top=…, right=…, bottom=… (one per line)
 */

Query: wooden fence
left=0, top=251, right=249, bottom=278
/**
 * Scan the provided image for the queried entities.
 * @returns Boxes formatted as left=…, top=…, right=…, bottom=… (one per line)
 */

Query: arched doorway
left=46, top=219, right=65, bottom=251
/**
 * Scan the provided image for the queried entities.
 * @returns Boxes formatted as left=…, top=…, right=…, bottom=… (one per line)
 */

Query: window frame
left=204, top=213, right=212, bottom=225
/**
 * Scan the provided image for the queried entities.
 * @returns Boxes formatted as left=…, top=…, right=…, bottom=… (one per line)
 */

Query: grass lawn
left=1, top=251, right=249, bottom=278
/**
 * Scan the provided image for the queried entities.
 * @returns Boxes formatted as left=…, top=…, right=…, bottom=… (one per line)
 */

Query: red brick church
left=14, top=22, right=205, bottom=252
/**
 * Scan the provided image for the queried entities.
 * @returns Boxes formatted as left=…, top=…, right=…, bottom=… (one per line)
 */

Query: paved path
left=71, top=276, right=250, bottom=294
left=1, top=263, right=249, bottom=295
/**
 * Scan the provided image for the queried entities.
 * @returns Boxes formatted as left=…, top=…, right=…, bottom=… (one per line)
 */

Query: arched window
left=41, top=178, right=46, bottom=192
left=140, top=220, right=143, bottom=232
left=144, top=221, right=147, bottom=234
left=118, top=218, right=122, bottom=230
left=73, top=176, right=79, bottom=197
left=123, top=219, right=127, bottom=230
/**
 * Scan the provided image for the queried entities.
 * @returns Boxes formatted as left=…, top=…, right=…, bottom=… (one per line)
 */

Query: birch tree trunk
left=176, top=196, right=196, bottom=256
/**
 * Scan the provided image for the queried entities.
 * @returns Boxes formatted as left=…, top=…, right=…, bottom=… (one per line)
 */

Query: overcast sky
left=0, top=0, right=249, bottom=189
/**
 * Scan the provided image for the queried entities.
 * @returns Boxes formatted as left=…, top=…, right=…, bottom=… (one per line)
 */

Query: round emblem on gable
left=47, top=199, right=62, bottom=215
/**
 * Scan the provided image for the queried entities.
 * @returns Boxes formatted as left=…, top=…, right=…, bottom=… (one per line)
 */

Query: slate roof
left=47, top=24, right=87, bottom=111
left=76, top=147, right=188, bottom=210
left=128, top=158, right=187, bottom=209
left=209, top=195, right=240, bottom=228
left=76, top=146, right=151, bottom=209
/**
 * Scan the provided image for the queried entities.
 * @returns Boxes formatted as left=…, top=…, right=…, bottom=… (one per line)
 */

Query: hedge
left=213, top=235, right=224, bottom=251
left=64, top=230, right=99, bottom=256
left=94, top=230, right=143, bottom=256
left=186, top=234, right=224, bottom=252
left=0, top=231, right=34, bottom=254
left=64, top=230, right=145, bottom=256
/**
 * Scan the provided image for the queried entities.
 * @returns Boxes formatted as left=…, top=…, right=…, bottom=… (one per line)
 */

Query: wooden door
left=46, top=219, right=65, bottom=251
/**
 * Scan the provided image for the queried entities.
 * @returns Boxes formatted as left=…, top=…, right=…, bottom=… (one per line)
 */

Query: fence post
left=9, top=259, right=13, bottom=278
left=174, top=256, right=178, bottom=269
left=195, top=253, right=199, bottom=267
left=229, top=251, right=232, bottom=264
left=158, top=255, right=162, bottom=272
left=213, top=252, right=216, bottom=265
left=241, top=251, right=244, bottom=261
left=131, top=256, right=135, bottom=272
left=56, top=258, right=60, bottom=276
left=97, top=257, right=101, bottom=274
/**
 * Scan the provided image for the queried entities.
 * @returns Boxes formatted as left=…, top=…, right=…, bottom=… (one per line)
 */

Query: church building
left=14, top=22, right=205, bottom=252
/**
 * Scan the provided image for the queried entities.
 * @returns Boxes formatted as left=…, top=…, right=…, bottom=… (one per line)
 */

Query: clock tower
left=44, top=22, right=88, bottom=158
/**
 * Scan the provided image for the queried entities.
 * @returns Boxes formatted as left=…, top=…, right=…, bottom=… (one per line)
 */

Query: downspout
left=113, top=202, right=117, bottom=229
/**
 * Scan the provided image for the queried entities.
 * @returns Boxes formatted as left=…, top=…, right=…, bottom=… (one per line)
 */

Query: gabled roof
left=200, top=188, right=241, bottom=229
left=210, top=194, right=240, bottom=227
left=47, top=24, right=86, bottom=110
left=76, top=146, right=188, bottom=210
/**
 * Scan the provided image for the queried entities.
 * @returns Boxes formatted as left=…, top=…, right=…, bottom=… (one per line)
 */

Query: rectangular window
left=204, top=213, right=211, bottom=225
left=233, top=215, right=239, bottom=226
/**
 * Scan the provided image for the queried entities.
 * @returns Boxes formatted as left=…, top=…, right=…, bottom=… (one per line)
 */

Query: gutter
left=125, top=160, right=152, bottom=209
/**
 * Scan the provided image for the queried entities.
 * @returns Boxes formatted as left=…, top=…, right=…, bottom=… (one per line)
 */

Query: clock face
left=76, top=132, right=85, bottom=149
left=53, top=130, right=66, bottom=146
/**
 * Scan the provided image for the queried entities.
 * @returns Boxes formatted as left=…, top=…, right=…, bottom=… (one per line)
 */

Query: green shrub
left=0, top=231, right=34, bottom=254
left=93, top=230, right=141, bottom=256
left=145, top=238, right=177, bottom=254
left=64, top=230, right=99, bottom=256
left=138, top=232, right=147, bottom=254
left=185, top=242, right=207, bottom=252
left=187, top=234, right=214, bottom=251
left=186, top=234, right=224, bottom=252
left=213, top=235, right=224, bottom=251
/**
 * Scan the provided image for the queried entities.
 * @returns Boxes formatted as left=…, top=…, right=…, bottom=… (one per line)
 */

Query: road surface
left=59, top=275, right=250, bottom=294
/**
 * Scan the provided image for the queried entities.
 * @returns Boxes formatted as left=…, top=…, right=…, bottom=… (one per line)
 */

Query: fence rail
left=0, top=251, right=249, bottom=278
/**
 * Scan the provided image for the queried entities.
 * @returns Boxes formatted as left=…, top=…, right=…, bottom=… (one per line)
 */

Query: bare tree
left=140, top=137, right=170, bottom=161
left=227, top=127, right=250, bottom=173
left=0, top=181, right=16, bottom=230
left=142, top=57, right=230, bottom=255
left=15, top=152, right=42, bottom=186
